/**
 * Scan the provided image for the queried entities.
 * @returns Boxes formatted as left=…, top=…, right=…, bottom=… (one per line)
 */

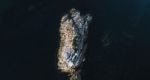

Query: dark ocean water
left=1, top=0, right=150, bottom=80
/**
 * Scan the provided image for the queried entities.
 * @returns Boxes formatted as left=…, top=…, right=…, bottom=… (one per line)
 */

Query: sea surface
left=1, top=0, right=150, bottom=80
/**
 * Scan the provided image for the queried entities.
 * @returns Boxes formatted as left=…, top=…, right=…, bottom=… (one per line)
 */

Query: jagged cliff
left=57, top=8, right=92, bottom=80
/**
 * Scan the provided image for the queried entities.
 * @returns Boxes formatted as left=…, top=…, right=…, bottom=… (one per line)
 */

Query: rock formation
left=57, top=8, right=92, bottom=80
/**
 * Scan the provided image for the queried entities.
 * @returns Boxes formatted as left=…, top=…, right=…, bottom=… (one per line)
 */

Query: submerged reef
left=57, top=8, right=92, bottom=80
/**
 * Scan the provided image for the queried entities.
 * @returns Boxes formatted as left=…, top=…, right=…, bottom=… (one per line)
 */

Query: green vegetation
left=72, top=35, right=78, bottom=52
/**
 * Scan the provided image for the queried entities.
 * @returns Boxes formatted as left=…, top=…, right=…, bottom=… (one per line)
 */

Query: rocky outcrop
left=57, top=8, right=92, bottom=80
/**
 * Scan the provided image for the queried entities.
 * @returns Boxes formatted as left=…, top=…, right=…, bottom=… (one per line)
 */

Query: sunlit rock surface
left=57, top=8, right=92, bottom=79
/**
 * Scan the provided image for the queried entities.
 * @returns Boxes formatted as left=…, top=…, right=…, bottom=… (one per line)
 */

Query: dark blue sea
left=1, top=0, right=150, bottom=80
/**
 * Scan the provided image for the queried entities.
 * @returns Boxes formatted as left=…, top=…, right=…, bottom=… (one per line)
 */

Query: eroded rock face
left=57, top=8, right=92, bottom=79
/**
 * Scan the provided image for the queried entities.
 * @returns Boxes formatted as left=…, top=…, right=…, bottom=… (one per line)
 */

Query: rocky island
left=57, top=8, right=92, bottom=80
